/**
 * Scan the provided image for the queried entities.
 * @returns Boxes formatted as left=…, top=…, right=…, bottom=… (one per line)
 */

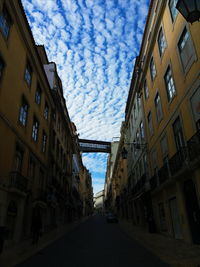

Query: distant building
left=94, top=190, right=104, bottom=212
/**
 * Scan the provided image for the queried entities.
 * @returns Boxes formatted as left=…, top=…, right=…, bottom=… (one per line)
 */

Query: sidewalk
left=0, top=217, right=88, bottom=267
left=119, top=219, right=200, bottom=267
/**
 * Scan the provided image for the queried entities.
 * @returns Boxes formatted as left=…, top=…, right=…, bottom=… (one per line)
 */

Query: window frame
left=42, top=131, right=47, bottom=153
left=150, top=57, right=157, bottom=82
left=158, top=27, right=167, bottom=57
left=32, top=116, right=39, bottom=142
left=168, top=0, right=178, bottom=23
left=35, top=86, right=42, bottom=105
left=147, top=111, right=154, bottom=137
left=154, top=92, right=163, bottom=122
left=177, top=26, right=196, bottom=73
left=144, top=80, right=149, bottom=100
left=44, top=102, right=49, bottom=120
left=19, top=96, right=29, bottom=127
left=164, top=66, right=176, bottom=102
left=24, top=61, right=32, bottom=87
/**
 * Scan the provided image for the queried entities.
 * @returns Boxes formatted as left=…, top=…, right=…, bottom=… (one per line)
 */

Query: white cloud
left=22, top=0, right=150, bottom=193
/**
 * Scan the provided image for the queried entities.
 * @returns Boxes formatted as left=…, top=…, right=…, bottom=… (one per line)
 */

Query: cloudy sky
left=21, top=0, right=150, bottom=194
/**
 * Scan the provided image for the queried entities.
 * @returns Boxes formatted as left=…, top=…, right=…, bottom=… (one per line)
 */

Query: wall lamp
left=176, top=0, right=200, bottom=23
left=121, top=142, right=147, bottom=159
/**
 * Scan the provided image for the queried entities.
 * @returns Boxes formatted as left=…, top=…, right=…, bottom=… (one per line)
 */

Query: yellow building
left=136, top=0, right=200, bottom=244
left=0, top=0, right=87, bottom=253
left=0, top=0, right=56, bottom=247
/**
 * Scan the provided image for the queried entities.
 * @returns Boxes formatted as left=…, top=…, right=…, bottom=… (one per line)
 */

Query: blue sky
left=21, top=0, right=150, bottom=194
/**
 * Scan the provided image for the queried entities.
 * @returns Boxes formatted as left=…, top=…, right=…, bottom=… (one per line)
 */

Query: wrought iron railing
left=10, top=171, right=28, bottom=192
left=187, top=130, right=200, bottom=161
left=158, top=163, right=169, bottom=185
left=168, top=147, right=187, bottom=176
left=150, top=130, right=200, bottom=191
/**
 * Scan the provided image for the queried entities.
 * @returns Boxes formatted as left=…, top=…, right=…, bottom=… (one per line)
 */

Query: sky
left=21, top=0, right=150, bottom=194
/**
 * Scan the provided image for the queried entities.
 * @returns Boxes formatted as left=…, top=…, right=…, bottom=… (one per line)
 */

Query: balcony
left=9, top=171, right=28, bottom=192
left=132, top=174, right=146, bottom=195
left=158, top=163, right=169, bottom=185
left=168, top=147, right=187, bottom=176
left=150, top=130, right=200, bottom=192
left=187, top=130, right=200, bottom=161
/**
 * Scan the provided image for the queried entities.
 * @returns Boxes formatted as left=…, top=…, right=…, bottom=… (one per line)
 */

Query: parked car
left=106, top=213, right=118, bottom=223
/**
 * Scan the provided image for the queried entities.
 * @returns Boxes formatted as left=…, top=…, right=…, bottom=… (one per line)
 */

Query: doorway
left=183, top=179, right=200, bottom=244
left=169, top=197, right=183, bottom=239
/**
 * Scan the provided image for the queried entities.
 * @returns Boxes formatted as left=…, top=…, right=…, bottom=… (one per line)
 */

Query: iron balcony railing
left=132, top=173, right=146, bottom=195
left=10, top=171, right=28, bottom=192
left=150, top=129, right=200, bottom=191
left=168, top=147, right=187, bottom=176
left=187, top=129, right=200, bottom=161
left=158, top=163, right=169, bottom=185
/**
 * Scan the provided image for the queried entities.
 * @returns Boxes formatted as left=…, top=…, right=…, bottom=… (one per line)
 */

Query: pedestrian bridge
left=79, top=139, right=111, bottom=153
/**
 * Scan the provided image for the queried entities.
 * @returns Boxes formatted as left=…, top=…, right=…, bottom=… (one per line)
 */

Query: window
left=150, top=57, right=156, bottom=81
left=147, top=111, right=154, bottom=136
left=160, top=135, right=168, bottom=158
left=154, top=93, right=163, bottom=122
left=0, top=55, right=5, bottom=81
left=19, top=97, right=29, bottom=126
left=158, top=203, right=167, bottom=231
left=178, top=27, right=196, bottom=72
left=169, top=0, right=178, bottom=22
left=133, top=104, right=136, bottom=119
left=140, top=121, right=145, bottom=141
left=35, top=87, right=41, bottom=105
left=24, top=61, right=32, bottom=86
left=44, top=102, right=49, bottom=120
left=42, top=131, right=47, bottom=153
left=14, top=144, right=24, bottom=172
left=136, top=130, right=140, bottom=145
left=0, top=5, right=12, bottom=39
left=28, top=157, right=36, bottom=188
left=137, top=95, right=141, bottom=109
left=190, top=86, right=200, bottom=131
left=144, top=80, right=149, bottom=100
left=151, top=149, right=158, bottom=174
left=158, top=28, right=167, bottom=56
left=164, top=66, right=176, bottom=101
left=32, top=117, right=39, bottom=141
left=173, top=117, right=185, bottom=151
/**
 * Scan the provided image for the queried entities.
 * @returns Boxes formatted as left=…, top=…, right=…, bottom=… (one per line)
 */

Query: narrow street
left=16, top=215, right=169, bottom=267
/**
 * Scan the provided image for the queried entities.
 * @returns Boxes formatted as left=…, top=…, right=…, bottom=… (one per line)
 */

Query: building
left=124, top=57, right=151, bottom=227
left=0, top=0, right=90, bottom=254
left=124, top=0, right=200, bottom=244
left=94, top=190, right=104, bottom=212
left=104, top=139, right=120, bottom=211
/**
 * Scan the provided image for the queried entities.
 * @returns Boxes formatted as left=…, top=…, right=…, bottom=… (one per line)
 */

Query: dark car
left=106, top=213, right=118, bottom=223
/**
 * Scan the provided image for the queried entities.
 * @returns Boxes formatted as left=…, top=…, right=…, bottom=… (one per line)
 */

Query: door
left=183, top=179, right=200, bottom=244
left=169, top=197, right=183, bottom=239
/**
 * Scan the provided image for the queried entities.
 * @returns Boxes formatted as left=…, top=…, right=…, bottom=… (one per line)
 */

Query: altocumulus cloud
left=21, top=0, right=150, bottom=194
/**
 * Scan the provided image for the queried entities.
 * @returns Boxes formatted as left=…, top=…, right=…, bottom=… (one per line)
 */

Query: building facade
left=123, top=0, right=200, bottom=244
left=0, top=0, right=92, bottom=254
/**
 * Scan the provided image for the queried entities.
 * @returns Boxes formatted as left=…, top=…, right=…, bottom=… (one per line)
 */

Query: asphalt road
left=16, top=215, right=169, bottom=267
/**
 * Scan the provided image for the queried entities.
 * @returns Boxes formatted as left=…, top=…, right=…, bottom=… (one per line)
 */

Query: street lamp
left=176, top=0, right=200, bottom=23
left=121, top=142, right=147, bottom=159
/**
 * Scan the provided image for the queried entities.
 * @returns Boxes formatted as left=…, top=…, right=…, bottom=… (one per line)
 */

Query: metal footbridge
left=78, top=139, right=111, bottom=153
